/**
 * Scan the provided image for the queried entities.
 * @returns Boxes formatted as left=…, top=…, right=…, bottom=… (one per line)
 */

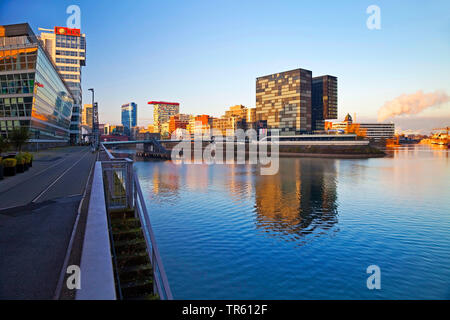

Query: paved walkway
left=0, top=146, right=96, bottom=299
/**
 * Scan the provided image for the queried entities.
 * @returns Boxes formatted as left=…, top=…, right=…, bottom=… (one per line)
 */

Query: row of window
left=1, top=80, right=34, bottom=95
left=0, top=120, right=70, bottom=141
left=0, top=73, right=35, bottom=95
left=56, top=34, right=85, bottom=43
left=0, top=120, right=28, bottom=132
left=0, top=97, right=33, bottom=117
left=56, top=42, right=86, bottom=49
left=0, top=73, right=35, bottom=82
left=56, top=57, right=79, bottom=64
left=62, top=74, right=80, bottom=80
left=58, top=65, right=79, bottom=72
left=56, top=50, right=85, bottom=57
left=0, top=50, right=38, bottom=71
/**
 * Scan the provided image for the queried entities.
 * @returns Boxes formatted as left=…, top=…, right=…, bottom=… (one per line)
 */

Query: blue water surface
left=133, top=145, right=450, bottom=299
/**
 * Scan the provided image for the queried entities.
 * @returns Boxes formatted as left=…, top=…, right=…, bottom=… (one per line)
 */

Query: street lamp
left=88, top=88, right=95, bottom=147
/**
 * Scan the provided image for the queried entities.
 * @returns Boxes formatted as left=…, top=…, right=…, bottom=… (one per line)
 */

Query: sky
left=1, top=0, right=449, bottom=133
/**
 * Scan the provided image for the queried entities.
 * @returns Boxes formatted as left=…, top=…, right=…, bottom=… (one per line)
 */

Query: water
left=132, top=145, right=450, bottom=299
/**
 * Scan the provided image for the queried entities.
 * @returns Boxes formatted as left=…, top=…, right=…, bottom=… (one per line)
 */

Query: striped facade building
left=256, top=68, right=312, bottom=134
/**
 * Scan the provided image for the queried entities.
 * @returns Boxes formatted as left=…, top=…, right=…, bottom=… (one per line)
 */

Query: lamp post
left=88, top=88, right=95, bottom=148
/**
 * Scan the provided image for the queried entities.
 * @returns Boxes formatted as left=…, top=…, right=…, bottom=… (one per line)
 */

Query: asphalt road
left=0, top=146, right=96, bottom=299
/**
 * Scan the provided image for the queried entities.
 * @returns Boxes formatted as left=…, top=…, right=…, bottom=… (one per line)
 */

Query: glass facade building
left=312, top=75, right=338, bottom=131
left=39, top=26, right=86, bottom=143
left=121, top=102, right=137, bottom=136
left=0, top=23, right=74, bottom=143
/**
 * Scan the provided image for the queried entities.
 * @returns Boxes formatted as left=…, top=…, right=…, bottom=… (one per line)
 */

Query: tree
left=0, top=135, right=10, bottom=155
left=10, top=127, right=30, bottom=152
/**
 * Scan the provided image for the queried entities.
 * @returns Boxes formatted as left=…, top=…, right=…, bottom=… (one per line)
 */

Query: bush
left=23, top=153, right=32, bottom=164
left=3, top=158, right=17, bottom=167
left=15, top=154, right=25, bottom=165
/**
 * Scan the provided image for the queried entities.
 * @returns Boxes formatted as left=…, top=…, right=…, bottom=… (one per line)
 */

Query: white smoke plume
left=377, top=90, right=449, bottom=122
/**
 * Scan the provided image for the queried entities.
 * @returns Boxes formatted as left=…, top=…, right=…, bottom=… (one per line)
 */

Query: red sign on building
left=54, top=26, right=81, bottom=37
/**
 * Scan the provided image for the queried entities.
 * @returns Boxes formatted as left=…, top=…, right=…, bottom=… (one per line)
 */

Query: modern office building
left=82, top=103, right=92, bottom=127
left=312, top=75, right=338, bottom=131
left=169, top=113, right=189, bottom=134
left=39, top=26, right=86, bottom=144
left=121, top=102, right=137, bottom=136
left=210, top=105, right=252, bottom=135
left=357, top=123, right=395, bottom=140
left=326, top=114, right=395, bottom=140
left=0, top=23, right=74, bottom=146
left=107, top=124, right=125, bottom=136
left=148, top=101, right=179, bottom=133
left=256, top=68, right=312, bottom=134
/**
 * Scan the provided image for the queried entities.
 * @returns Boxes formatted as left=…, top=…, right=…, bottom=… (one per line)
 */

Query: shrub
left=23, top=153, right=32, bottom=163
left=15, top=154, right=25, bottom=165
left=3, top=158, right=17, bottom=167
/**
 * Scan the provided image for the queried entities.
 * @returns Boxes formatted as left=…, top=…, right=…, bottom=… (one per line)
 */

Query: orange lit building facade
left=169, top=113, right=190, bottom=134
left=0, top=23, right=74, bottom=144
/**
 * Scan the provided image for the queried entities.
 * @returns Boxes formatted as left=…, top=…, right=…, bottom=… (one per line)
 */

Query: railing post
left=152, top=250, right=157, bottom=295
left=126, top=159, right=134, bottom=210
left=133, top=178, right=138, bottom=218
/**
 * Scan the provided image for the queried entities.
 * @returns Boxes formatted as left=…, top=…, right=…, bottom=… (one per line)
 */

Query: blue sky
left=1, top=0, right=449, bottom=132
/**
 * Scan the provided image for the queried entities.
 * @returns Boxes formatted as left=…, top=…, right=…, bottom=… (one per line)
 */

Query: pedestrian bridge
left=102, top=138, right=175, bottom=158
left=102, top=139, right=182, bottom=145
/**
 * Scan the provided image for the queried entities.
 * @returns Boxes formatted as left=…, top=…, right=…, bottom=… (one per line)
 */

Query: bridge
left=102, top=139, right=184, bottom=145
left=102, top=138, right=175, bottom=159
left=102, top=138, right=219, bottom=159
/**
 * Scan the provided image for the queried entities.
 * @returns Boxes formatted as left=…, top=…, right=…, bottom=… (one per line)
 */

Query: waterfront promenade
left=0, top=146, right=96, bottom=299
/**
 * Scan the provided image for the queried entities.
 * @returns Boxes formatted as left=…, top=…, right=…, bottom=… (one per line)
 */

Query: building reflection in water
left=253, top=158, right=339, bottom=242
left=137, top=156, right=339, bottom=244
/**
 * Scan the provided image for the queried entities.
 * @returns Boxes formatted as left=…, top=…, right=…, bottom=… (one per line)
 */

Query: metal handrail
left=100, top=143, right=173, bottom=300
left=134, top=171, right=173, bottom=300
left=103, top=145, right=115, bottom=159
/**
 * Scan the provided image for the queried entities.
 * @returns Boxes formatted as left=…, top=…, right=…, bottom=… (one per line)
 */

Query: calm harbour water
left=132, top=145, right=450, bottom=299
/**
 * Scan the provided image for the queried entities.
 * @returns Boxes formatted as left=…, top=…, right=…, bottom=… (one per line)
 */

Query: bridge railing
left=100, top=143, right=173, bottom=300
left=133, top=171, right=173, bottom=300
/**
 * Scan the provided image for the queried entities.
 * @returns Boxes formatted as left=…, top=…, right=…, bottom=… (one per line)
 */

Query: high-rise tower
left=39, top=26, right=86, bottom=144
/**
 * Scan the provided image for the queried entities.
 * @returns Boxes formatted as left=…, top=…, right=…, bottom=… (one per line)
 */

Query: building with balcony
left=0, top=23, right=74, bottom=147
left=149, top=101, right=179, bottom=134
